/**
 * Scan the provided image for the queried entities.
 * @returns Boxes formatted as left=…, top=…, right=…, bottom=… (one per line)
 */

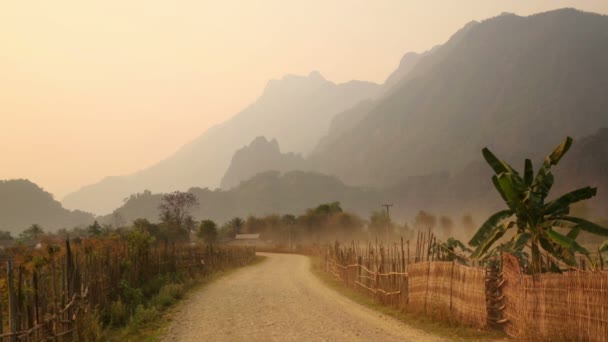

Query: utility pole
left=381, top=203, right=393, bottom=245
left=288, top=223, right=291, bottom=251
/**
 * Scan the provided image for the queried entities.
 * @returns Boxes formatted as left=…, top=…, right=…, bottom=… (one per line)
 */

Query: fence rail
left=324, top=237, right=608, bottom=341
left=0, top=240, right=255, bottom=341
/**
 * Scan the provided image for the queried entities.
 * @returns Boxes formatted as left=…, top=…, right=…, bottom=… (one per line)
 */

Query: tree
left=469, top=137, right=608, bottom=272
left=0, top=230, right=13, bottom=240
left=158, top=191, right=199, bottom=242
left=133, top=218, right=161, bottom=240
left=198, top=220, right=218, bottom=244
left=19, top=224, right=44, bottom=242
left=281, top=214, right=296, bottom=226
left=439, top=216, right=454, bottom=237
left=88, top=220, right=102, bottom=236
left=219, top=217, right=244, bottom=240
left=369, top=210, right=390, bottom=236
left=414, top=211, right=437, bottom=230
left=461, top=214, right=476, bottom=232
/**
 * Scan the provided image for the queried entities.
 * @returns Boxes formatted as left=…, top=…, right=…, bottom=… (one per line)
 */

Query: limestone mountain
left=63, top=72, right=379, bottom=215
left=220, top=137, right=308, bottom=190
left=310, top=9, right=608, bottom=188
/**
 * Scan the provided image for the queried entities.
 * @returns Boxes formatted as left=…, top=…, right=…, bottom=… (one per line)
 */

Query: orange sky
left=2, top=0, right=608, bottom=199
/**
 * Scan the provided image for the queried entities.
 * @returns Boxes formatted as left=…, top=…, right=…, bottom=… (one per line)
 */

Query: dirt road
left=164, top=253, right=444, bottom=341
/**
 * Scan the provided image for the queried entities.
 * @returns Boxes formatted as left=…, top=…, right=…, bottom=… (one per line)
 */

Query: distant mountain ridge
left=63, top=72, right=380, bottom=215
left=0, top=180, right=94, bottom=233
left=310, top=9, right=608, bottom=188
left=100, top=170, right=380, bottom=225
left=62, top=8, right=608, bottom=224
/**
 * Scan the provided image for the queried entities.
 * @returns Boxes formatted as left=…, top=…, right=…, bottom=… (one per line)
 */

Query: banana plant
left=433, top=238, right=472, bottom=264
left=468, top=136, right=608, bottom=272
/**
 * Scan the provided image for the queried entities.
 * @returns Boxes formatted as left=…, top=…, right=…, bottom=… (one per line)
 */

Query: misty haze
left=2, top=1, right=608, bottom=341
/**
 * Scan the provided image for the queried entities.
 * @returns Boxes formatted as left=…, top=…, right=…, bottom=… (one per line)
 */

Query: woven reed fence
left=0, top=239, right=255, bottom=341
left=323, top=237, right=487, bottom=328
left=325, top=238, right=608, bottom=338
left=408, top=261, right=487, bottom=327
left=502, top=253, right=608, bottom=341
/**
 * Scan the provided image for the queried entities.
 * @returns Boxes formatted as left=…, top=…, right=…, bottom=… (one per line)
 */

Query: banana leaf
left=505, top=232, right=532, bottom=252
left=471, top=222, right=513, bottom=259
left=560, top=216, right=608, bottom=236
left=468, top=209, right=514, bottom=247
left=547, top=228, right=589, bottom=256
left=600, top=240, right=608, bottom=253
left=543, top=187, right=597, bottom=215
left=534, top=137, right=572, bottom=186
left=482, top=147, right=519, bottom=176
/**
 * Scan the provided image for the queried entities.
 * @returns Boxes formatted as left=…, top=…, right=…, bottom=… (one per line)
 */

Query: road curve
left=164, top=253, right=444, bottom=341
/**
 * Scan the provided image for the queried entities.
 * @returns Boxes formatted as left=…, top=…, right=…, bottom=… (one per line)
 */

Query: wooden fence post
left=450, top=261, right=455, bottom=311
left=8, top=260, right=17, bottom=342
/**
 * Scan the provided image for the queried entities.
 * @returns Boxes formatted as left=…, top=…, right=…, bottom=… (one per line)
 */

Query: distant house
left=227, top=233, right=269, bottom=247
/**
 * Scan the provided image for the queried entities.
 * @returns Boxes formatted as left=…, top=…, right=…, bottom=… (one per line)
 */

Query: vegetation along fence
left=0, top=239, right=255, bottom=341
left=324, top=234, right=608, bottom=341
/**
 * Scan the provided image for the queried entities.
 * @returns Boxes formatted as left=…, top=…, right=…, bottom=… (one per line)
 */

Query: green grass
left=103, top=255, right=267, bottom=342
left=309, top=257, right=508, bottom=341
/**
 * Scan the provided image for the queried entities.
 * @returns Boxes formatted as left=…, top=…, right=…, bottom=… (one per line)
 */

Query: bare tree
left=158, top=191, right=199, bottom=242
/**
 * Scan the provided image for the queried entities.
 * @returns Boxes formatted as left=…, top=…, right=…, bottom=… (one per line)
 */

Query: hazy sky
left=2, top=1, right=608, bottom=199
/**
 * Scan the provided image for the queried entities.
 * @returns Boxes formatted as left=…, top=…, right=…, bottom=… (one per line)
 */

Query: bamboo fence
left=323, top=233, right=487, bottom=328
left=408, top=261, right=487, bottom=327
left=502, top=253, right=608, bottom=341
left=0, top=239, right=255, bottom=341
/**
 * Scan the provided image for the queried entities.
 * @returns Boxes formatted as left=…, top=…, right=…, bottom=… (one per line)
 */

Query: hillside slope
left=0, top=180, right=94, bottom=233
left=311, top=9, right=608, bottom=187
left=63, top=72, right=379, bottom=214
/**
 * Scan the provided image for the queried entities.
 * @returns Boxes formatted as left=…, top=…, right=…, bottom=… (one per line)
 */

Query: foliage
left=151, top=283, right=185, bottom=309
left=461, top=214, right=476, bottom=232
left=158, top=191, right=199, bottom=242
left=439, top=216, right=454, bottom=237
left=74, top=309, right=102, bottom=342
left=197, top=220, right=218, bottom=244
left=88, top=220, right=102, bottom=236
left=109, top=299, right=129, bottom=327
left=18, top=224, right=44, bottom=243
left=0, top=230, right=13, bottom=240
left=414, top=211, right=437, bottom=230
left=434, top=238, right=472, bottom=264
left=469, top=136, right=608, bottom=272
left=129, top=305, right=160, bottom=329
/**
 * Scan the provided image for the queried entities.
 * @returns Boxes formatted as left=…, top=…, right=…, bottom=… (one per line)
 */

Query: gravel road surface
left=164, top=252, right=444, bottom=341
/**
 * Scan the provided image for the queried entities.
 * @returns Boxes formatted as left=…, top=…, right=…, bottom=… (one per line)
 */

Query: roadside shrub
left=109, top=298, right=129, bottom=327
left=151, top=283, right=185, bottom=309
left=74, top=309, right=102, bottom=342
left=142, top=273, right=182, bottom=298
left=130, top=305, right=159, bottom=329
left=119, top=279, right=144, bottom=307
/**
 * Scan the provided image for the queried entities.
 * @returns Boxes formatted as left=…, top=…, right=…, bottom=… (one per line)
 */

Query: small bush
left=109, top=298, right=129, bottom=327
left=151, top=283, right=185, bottom=309
left=119, top=279, right=144, bottom=307
left=74, top=309, right=102, bottom=342
left=130, top=305, right=159, bottom=329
